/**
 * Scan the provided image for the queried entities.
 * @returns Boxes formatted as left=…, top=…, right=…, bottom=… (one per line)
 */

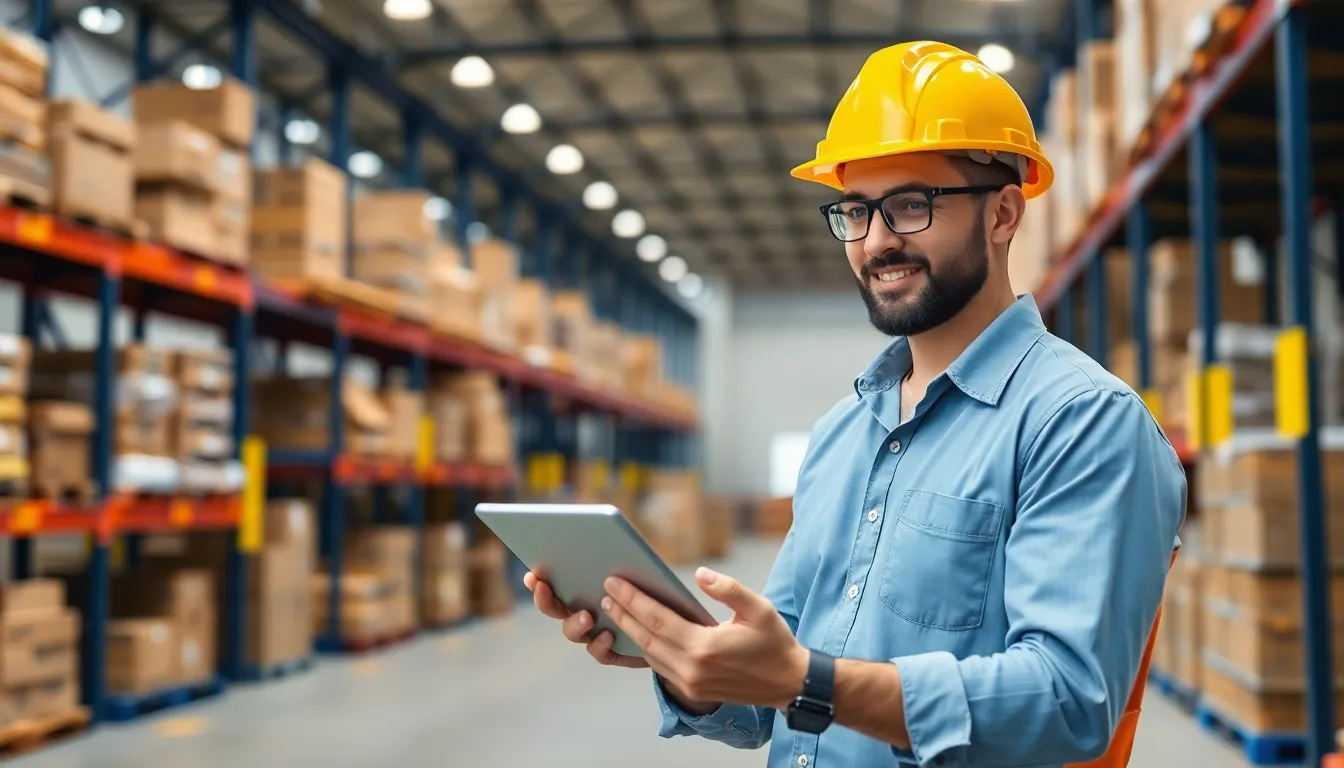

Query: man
left=525, top=41, right=1186, bottom=767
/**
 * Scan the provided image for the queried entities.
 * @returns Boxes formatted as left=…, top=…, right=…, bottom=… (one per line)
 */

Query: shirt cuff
left=891, top=652, right=973, bottom=765
left=652, top=673, right=728, bottom=737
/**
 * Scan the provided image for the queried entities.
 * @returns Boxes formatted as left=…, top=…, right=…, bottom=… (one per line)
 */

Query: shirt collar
left=853, top=294, right=1047, bottom=407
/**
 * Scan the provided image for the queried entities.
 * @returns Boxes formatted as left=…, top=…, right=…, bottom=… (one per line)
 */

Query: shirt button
left=847, top=584, right=859, bottom=599
left=867, top=508, right=879, bottom=522
left=889, top=439, right=901, bottom=453
left=797, top=756, right=809, bottom=767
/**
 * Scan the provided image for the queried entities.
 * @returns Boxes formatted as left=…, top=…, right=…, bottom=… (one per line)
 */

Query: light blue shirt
left=654, top=295, right=1187, bottom=767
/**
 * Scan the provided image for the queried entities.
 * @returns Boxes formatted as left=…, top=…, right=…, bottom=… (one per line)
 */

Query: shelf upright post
left=1190, top=119, right=1221, bottom=452
left=498, top=187, right=518, bottom=249
left=1088, top=254, right=1108, bottom=368
left=224, top=307, right=253, bottom=680
left=13, top=271, right=40, bottom=580
left=1127, top=202, right=1156, bottom=417
left=319, top=331, right=349, bottom=652
left=278, top=104, right=294, bottom=165
left=1260, top=236, right=1280, bottom=325
left=402, top=110, right=423, bottom=189
left=1276, top=8, right=1334, bottom=762
left=134, top=8, right=154, bottom=83
left=1056, top=284, right=1076, bottom=345
left=84, top=269, right=119, bottom=723
left=329, top=64, right=352, bottom=275
left=535, top=206, right=554, bottom=289
left=455, top=157, right=475, bottom=256
left=30, top=0, right=52, bottom=43
left=407, top=351, right=427, bottom=623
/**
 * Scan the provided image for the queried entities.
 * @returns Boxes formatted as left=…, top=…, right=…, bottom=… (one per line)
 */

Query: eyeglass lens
left=826, top=192, right=932, bottom=240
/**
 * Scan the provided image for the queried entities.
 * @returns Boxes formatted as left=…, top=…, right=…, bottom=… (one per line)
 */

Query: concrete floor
left=15, top=539, right=1246, bottom=768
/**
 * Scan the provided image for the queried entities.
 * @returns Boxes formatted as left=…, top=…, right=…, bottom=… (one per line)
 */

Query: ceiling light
left=500, top=103, right=541, bottom=135
left=451, top=56, right=494, bottom=88
left=977, top=43, right=1015, bottom=74
left=677, top=273, right=704, bottom=299
left=181, top=64, right=222, bottom=91
left=348, top=150, right=383, bottom=178
left=611, top=209, right=645, bottom=238
left=659, top=255, right=688, bottom=283
left=78, top=6, right=124, bottom=35
left=284, top=118, right=320, bottom=145
left=383, top=0, right=432, bottom=20
left=424, top=196, right=452, bottom=221
left=635, top=234, right=667, bottom=263
left=582, top=181, right=617, bottom=210
left=545, top=144, right=584, bottom=175
left=466, top=221, right=492, bottom=244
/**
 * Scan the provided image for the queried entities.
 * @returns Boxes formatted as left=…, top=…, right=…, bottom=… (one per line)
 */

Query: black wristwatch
left=786, top=649, right=836, bottom=734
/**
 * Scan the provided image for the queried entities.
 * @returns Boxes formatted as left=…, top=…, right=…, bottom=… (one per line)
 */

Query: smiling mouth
left=873, top=266, right=921, bottom=283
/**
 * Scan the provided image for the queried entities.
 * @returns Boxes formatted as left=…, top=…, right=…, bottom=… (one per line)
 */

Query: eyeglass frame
left=818, top=184, right=1009, bottom=243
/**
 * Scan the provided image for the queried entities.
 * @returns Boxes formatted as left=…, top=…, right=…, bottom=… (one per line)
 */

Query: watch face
left=788, top=698, right=834, bottom=734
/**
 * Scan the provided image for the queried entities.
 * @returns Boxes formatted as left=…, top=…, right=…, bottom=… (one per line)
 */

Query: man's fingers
left=523, top=571, right=538, bottom=592
left=587, top=631, right=650, bottom=669
left=531, top=579, right=571, bottom=620
left=604, top=577, right=690, bottom=645
left=561, top=610, right=595, bottom=643
left=695, top=568, right=769, bottom=621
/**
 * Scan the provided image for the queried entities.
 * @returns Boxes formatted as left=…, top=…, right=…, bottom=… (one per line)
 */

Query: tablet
left=474, top=502, right=718, bottom=657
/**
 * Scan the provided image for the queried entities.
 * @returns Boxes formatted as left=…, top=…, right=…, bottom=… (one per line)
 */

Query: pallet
left=317, top=628, right=417, bottom=656
left=103, top=676, right=225, bottom=723
left=1147, top=668, right=1198, bottom=713
left=0, top=707, right=90, bottom=755
left=30, top=478, right=96, bottom=504
left=0, top=174, right=48, bottom=210
left=1195, top=702, right=1307, bottom=766
left=59, top=211, right=147, bottom=241
left=239, top=656, right=314, bottom=683
left=271, top=275, right=418, bottom=323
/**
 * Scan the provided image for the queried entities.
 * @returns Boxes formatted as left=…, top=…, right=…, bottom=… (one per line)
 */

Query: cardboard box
left=352, top=248, right=430, bottom=297
left=347, top=527, right=416, bottom=596
left=176, top=618, right=216, bottom=685
left=0, top=608, right=78, bottom=653
left=0, top=640, right=76, bottom=688
left=252, top=377, right=390, bottom=458
left=134, top=120, right=221, bottom=192
left=471, top=238, right=519, bottom=292
left=213, top=195, right=250, bottom=267
left=2, top=677, right=78, bottom=722
left=468, top=539, right=514, bottom=617
left=352, top=190, right=435, bottom=249
left=0, top=424, right=24, bottom=457
left=0, top=84, right=44, bottom=152
left=133, top=78, right=256, bottom=149
left=48, top=99, right=136, bottom=152
left=251, top=159, right=349, bottom=282
left=703, top=496, right=737, bottom=559
left=175, top=390, right=232, bottom=426
left=114, top=414, right=172, bottom=457
left=429, top=388, right=468, bottom=463
left=50, top=133, right=135, bottom=230
left=265, top=499, right=314, bottom=549
left=0, top=28, right=47, bottom=97
left=112, top=569, right=214, bottom=630
left=380, top=385, right=423, bottom=462
left=171, top=349, right=234, bottom=394
left=0, top=580, right=64, bottom=616
left=0, top=334, right=30, bottom=397
left=512, top=279, right=553, bottom=350
left=107, top=618, right=176, bottom=694
left=136, top=188, right=217, bottom=258
left=217, top=147, right=250, bottom=202
left=171, top=424, right=232, bottom=460
left=28, top=402, right=92, bottom=495
left=1115, top=0, right=1157, bottom=157
left=1149, top=239, right=1265, bottom=345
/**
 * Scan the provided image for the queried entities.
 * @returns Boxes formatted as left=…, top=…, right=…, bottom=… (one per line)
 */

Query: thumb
left=696, top=568, right=768, bottom=620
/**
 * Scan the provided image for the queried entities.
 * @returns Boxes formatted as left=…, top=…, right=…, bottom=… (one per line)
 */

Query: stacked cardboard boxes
left=0, top=580, right=80, bottom=725
left=348, top=527, right=417, bottom=634
left=1114, top=0, right=1157, bottom=160
left=591, top=322, right=625, bottom=391
left=249, top=499, right=314, bottom=669
left=1079, top=41, right=1121, bottom=210
left=311, top=568, right=392, bottom=643
left=702, top=496, right=737, bottom=559
left=1010, top=189, right=1054, bottom=293
left=429, top=383, right=469, bottom=464
left=433, top=372, right=514, bottom=467
left=0, top=334, right=30, bottom=492
left=423, top=522, right=468, bottom=627
left=622, top=336, right=664, bottom=400
left=252, top=377, right=391, bottom=458
left=0, top=28, right=50, bottom=207
left=351, top=190, right=440, bottom=320
left=170, top=349, right=237, bottom=493
left=133, top=77, right=255, bottom=265
left=251, top=159, right=349, bottom=283
left=381, top=382, right=424, bottom=465
left=430, top=261, right=485, bottom=342
left=1043, top=69, right=1083, bottom=253
left=468, top=533, right=514, bottom=617
left=552, top=291, right=594, bottom=379
left=1196, top=438, right=1344, bottom=732
left=27, top=403, right=93, bottom=500
left=109, top=568, right=216, bottom=692
left=471, top=238, right=520, bottom=352
left=48, top=100, right=136, bottom=231
left=513, top=279, right=554, bottom=359
left=640, top=470, right=704, bottom=565
left=29, top=346, right=179, bottom=493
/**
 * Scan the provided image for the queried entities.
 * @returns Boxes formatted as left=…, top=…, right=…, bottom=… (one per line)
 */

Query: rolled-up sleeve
left=890, top=389, right=1186, bottom=766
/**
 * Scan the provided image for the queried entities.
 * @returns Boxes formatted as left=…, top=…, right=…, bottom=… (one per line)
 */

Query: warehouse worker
left=525, top=41, right=1185, bottom=767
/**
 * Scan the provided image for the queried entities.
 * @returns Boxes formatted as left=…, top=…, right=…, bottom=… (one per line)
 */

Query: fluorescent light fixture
left=451, top=56, right=494, bottom=88
left=466, top=221, right=492, bottom=244
left=635, top=234, right=667, bottom=263
left=383, top=0, right=432, bottom=20
left=677, top=273, right=704, bottom=299
left=284, top=118, right=320, bottom=145
left=182, top=64, right=222, bottom=91
left=500, top=103, right=541, bottom=135
left=545, top=144, right=584, bottom=175
left=424, top=196, right=452, bottom=221
left=976, top=43, right=1015, bottom=74
left=348, top=151, right=383, bottom=178
left=611, top=209, right=645, bottom=238
left=659, top=255, right=688, bottom=283
left=582, top=181, right=617, bottom=210
left=78, top=6, right=124, bottom=35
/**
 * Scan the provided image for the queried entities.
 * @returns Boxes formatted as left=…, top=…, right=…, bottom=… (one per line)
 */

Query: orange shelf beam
left=0, top=499, right=102, bottom=536
left=111, top=494, right=242, bottom=536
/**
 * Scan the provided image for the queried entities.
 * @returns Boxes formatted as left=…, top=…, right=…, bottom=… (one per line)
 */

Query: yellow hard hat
left=790, top=41, right=1054, bottom=199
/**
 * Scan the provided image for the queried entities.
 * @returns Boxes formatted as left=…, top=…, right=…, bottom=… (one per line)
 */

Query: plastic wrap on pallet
left=178, top=460, right=244, bottom=494
left=112, top=455, right=180, bottom=494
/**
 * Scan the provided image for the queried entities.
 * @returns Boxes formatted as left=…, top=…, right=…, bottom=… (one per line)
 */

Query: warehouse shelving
left=0, top=0, right=702, bottom=733
left=1035, top=0, right=1338, bottom=761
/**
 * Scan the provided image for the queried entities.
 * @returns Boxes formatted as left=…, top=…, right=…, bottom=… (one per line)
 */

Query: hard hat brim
left=790, top=140, right=1055, bottom=200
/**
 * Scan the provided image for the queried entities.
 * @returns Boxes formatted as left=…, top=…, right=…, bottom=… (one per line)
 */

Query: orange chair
left=1067, top=550, right=1177, bottom=768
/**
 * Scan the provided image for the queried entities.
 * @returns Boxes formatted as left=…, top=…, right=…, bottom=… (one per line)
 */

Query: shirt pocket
left=879, top=489, right=1005, bottom=631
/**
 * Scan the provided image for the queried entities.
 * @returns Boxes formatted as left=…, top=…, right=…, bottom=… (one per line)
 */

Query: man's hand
left=602, top=567, right=808, bottom=711
left=523, top=571, right=649, bottom=669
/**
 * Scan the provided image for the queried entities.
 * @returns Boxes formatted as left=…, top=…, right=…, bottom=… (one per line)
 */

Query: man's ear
left=989, top=186, right=1027, bottom=247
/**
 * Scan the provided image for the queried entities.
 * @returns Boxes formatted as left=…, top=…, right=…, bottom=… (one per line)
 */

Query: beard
left=855, top=218, right=990, bottom=338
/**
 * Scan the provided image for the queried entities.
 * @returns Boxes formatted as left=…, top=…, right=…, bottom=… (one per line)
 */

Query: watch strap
left=802, top=649, right=836, bottom=702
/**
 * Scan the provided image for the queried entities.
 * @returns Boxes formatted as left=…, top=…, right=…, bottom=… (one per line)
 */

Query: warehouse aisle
left=13, top=539, right=1244, bottom=768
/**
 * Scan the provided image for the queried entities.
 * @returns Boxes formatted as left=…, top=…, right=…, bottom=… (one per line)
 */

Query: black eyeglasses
left=819, top=185, right=1008, bottom=242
